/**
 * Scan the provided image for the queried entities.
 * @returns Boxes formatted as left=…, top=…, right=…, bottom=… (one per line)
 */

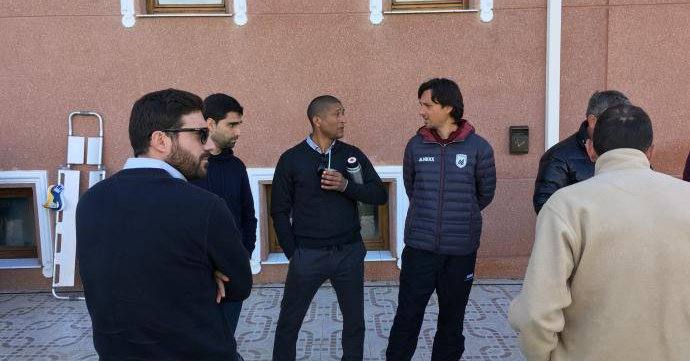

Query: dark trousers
left=386, top=246, right=476, bottom=361
left=222, top=300, right=243, bottom=336
left=272, top=241, right=366, bottom=361
left=221, top=300, right=244, bottom=360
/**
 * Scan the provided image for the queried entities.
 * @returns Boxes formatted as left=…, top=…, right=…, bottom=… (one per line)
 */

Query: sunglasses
left=162, top=127, right=209, bottom=144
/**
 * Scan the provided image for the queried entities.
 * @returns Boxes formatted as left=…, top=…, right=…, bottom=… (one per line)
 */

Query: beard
left=211, top=133, right=237, bottom=150
left=166, top=141, right=209, bottom=180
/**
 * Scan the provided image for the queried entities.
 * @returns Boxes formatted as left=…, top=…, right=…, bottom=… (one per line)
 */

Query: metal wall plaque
left=509, top=126, right=529, bottom=154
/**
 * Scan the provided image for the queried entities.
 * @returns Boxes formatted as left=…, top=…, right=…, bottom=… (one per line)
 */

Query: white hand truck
left=51, top=111, right=105, bottom=300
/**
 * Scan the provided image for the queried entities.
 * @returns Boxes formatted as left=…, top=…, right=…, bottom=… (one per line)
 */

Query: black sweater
left=76, top=168, right=252, bottom=360
left=192, top=148, right=257, bottom=254
left=270, top=140, right=388, bottom=258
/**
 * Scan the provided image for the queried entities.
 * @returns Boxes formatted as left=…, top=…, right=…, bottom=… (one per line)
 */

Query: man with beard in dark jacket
left=386, top=78, right=496, bottom=361
left=77, top=89, right=252, bottom=361
left=533, top=90, right=630, bottom=213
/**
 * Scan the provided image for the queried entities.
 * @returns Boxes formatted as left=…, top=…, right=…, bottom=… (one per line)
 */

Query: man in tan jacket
left=509, top=103, right=690, bottom=361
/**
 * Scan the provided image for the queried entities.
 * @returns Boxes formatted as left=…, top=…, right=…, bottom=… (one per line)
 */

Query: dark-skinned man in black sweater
left=271, top=95, right=388, bottom=361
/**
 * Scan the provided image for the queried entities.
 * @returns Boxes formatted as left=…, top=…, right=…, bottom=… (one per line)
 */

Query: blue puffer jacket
left=403, top=121, right=496, bottom=255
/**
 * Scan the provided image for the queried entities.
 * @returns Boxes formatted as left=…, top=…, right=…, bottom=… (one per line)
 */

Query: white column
left=545, top=0, right=562, bottom=150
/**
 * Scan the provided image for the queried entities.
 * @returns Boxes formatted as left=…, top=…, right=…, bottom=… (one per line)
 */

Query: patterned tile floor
left=0, top=282, right=525, bottom=361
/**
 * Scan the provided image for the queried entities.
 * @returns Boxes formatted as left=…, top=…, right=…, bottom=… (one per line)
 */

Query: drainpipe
left=545, top=0, right=562, bottom=150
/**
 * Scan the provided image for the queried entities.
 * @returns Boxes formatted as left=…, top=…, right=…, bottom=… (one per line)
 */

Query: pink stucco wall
left=1, top=0, right=688, bottom=289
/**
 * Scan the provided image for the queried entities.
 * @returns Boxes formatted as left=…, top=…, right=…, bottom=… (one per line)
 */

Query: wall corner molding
left=545, top=0, right=562, bottom=149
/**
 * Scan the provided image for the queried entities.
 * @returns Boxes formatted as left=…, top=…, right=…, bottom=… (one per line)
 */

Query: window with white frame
left=264, top=183, right=391, bottom=253
left=146, top=0, right=228, bottom=13
left=391, top=0, right=467, bottom=11
left=0, top=187, right=39, bottom=260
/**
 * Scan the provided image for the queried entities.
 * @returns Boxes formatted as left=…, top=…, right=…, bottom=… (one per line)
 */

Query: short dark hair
left=593, top=104, right=653, bottom=155
left=586, top=90, right=630, bottom=118
left=203, top=93, right=244, bottom=123
left=418, top=78, right=464, bottom=123
left=129, top=88, right=203, bottom=157
left=307, top=95, right=341, bottom=126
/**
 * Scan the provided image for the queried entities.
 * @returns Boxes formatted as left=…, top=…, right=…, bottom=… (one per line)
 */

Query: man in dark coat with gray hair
left=533, top=90, right=630, bottom=213
left=386, top=78, right=496, bottom=361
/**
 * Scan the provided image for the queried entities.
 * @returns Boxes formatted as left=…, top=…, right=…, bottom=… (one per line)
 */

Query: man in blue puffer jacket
left=386, top=78, right=496, bottom=361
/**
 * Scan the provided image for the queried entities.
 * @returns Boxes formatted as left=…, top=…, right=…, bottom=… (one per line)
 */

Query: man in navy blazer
left=76, top=89, right=252, bottom=361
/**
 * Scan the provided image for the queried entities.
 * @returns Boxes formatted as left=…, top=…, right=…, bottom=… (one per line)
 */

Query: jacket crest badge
left=455, top=154, right=467, bottom=168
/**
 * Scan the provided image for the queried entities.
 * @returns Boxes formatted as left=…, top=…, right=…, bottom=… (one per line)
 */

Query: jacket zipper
left=422, top=133, right=465, bottom=251
left=435, top=144, right=447, bottom=251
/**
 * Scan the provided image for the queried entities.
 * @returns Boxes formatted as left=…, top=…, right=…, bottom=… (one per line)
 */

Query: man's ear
left=586, top=114, right=597, bottom=129
left=149, top=130, right=171, bottom=155
left=645, top=144, right=655, bottom=162
left=443, top=105, right=454, bottom=117
left=585, top=138, right=598, bottom=162
left=206, top=118, right=216, bottom=131
left=312, top=115, right=322, bottom=130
